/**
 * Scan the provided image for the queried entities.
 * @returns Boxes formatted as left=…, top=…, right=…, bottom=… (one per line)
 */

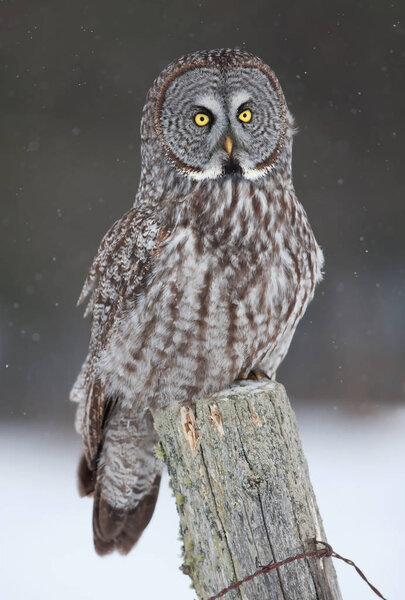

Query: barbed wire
left=206, top=540, right=387, bottom=600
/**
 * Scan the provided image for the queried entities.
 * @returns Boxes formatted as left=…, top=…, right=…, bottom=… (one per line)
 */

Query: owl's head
left=146, top=49, right=290, bottom=182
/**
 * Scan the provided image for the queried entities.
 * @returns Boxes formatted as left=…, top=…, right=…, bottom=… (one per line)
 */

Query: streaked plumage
left=70, top=48, right=323, bottom=555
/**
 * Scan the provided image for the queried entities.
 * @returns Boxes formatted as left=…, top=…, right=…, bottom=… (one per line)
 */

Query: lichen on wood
left=152, top=381, right=342, bottom=600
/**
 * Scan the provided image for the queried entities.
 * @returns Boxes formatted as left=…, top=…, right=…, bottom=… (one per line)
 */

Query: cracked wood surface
left=152, top=381, right=342, bottom=600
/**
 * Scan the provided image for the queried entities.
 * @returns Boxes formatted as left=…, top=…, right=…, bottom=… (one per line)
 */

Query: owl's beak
left=224, top=136, right=233, bottom=157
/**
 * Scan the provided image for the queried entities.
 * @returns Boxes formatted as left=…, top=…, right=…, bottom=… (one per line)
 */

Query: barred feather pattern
left=70, top=48, right=324, bottom=555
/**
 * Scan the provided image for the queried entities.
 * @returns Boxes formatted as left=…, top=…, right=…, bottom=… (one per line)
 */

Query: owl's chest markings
left=185, top=179, right=273, bottom=260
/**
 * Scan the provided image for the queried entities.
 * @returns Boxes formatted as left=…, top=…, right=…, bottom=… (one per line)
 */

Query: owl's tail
left=78, top=405, right=163, bottom=556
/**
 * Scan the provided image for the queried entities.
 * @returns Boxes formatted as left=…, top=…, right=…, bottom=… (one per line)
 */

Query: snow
left=1, top=406, right=403, bottom=600
left=297, top=405, right=403, bottom=600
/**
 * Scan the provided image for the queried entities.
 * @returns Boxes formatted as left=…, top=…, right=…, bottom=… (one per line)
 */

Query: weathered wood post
left=152, top=380, right=342, bottom=600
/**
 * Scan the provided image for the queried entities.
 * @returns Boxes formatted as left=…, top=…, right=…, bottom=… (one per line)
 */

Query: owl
left=70, top=48, right=324, bottom=555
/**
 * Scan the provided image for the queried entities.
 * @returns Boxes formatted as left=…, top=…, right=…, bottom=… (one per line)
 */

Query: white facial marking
left=229, top=91, right=251, bottom=116
left=194, top=94, right=222, bottom=116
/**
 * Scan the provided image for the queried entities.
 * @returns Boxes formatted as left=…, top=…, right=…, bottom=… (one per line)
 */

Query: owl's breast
left=100, top=201, right=323, bottom=405
left=234, top=218, right=324, bottom=375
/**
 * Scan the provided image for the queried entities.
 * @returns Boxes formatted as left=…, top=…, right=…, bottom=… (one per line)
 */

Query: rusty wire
left=206, top=540, right=387, bottom=600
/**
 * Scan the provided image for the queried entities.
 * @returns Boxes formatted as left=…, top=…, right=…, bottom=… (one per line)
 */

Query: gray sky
left=1, top=0, right=404, bottom=420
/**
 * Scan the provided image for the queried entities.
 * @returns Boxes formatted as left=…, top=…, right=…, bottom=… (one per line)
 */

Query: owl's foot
left=236, top=368, right=270, bottom=381
left=248, top=368, right=271, bottom=381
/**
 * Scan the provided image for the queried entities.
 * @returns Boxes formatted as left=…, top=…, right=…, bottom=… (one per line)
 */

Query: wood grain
left=153, top=381, right=342, bottom=600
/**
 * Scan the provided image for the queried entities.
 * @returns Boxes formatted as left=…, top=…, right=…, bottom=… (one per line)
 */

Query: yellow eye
left=194, top=113, right=210, bottom=126
left=238, top=108, right=252, bottom=123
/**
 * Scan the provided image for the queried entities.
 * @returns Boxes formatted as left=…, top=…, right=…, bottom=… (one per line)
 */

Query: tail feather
left=77, top=404, right=163, bottom=555
left=93, top=474, right=161, bottom=555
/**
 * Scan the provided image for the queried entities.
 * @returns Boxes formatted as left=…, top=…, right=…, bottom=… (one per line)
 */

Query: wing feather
left=70, top=207, right=170, bottom=466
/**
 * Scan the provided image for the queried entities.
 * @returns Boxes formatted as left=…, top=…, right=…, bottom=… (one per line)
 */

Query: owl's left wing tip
left=77, top=283, right=92, bottom=308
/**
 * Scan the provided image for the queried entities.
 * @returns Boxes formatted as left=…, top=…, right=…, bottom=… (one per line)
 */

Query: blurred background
left=1, top=1, right=404, bottom=599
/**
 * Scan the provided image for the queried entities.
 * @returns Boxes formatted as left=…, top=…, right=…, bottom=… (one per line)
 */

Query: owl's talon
left=236, top=369, right=249, bottom=380
left=247, top=369, right=270, bottom=381
left=235, top=368, right=270, bottom=382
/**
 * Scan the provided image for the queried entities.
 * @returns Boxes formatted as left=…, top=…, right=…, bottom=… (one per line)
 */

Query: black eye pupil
left=200, top=117, right=204, bottom=121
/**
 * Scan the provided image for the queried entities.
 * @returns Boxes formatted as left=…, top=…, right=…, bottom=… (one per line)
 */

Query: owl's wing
left=70, top=207, right=170, bottom=467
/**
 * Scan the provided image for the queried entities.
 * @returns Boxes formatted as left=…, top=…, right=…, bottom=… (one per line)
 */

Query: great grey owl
left=70, top=48, right=324, bottom=555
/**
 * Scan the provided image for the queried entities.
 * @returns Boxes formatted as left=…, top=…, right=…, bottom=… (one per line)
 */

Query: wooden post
left=152, top=381, right=342, bottom=600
